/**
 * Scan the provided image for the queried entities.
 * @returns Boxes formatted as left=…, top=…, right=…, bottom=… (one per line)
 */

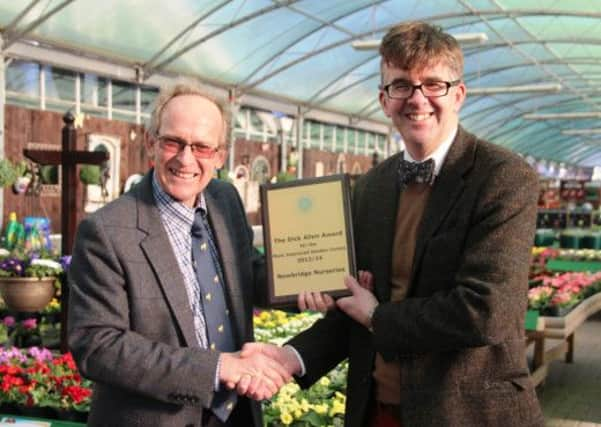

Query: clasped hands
left=218, top=343, right=300, bottom=401
left=219, top=271, right=377, bottom=401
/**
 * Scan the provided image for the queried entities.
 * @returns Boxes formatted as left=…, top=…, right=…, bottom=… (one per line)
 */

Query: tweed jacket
left=68, top=171, right=265, bottom=427
left=289, top=127, right=545, bottom=427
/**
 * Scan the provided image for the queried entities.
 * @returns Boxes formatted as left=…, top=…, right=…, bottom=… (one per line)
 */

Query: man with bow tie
left=244, top=21, right=544, bottom=427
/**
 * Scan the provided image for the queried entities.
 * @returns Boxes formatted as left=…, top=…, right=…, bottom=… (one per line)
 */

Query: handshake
left=218, top=271, right=376, bottom=401
left=219, top=342, right=300, bottom=401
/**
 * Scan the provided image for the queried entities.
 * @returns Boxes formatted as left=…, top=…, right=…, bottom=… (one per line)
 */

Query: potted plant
left=0, top=159, right=19, bottom=188
left=0, top=347, right=92, bottom=420
left=79, top=164, right=102, bottom=185
left=0, top=255, right=63, bottom=312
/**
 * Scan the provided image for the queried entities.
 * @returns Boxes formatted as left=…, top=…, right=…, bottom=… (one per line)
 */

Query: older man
left=68, top=84, right=289, bottom=427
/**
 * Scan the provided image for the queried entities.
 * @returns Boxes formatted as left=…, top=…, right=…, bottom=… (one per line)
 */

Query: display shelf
left=546, top=259, right=601, bottom=272
left=527, top=293, right=601, bottom=387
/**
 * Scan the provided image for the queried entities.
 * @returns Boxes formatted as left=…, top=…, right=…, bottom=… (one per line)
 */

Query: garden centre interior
left=2, top=1, right=601, bottom=426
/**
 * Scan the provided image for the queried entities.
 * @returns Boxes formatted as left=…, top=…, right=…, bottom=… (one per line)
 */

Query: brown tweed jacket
left=289, top=127, right=545, bottom=427
left=68, top=172, right=265, bottom=427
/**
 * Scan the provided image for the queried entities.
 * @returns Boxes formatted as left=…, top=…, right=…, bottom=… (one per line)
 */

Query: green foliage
left=40, top=165, right=59, bottom=184
left=0, top=159, right=19, bottom=187
left=276, top=171, right=296, bottom=183
left=79, top=165, right=101, bottom=185
left=216, top=168, right=232, bottom=183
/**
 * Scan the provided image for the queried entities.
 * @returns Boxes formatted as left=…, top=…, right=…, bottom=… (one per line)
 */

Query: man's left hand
left=336, top=275, right=378, bottom=329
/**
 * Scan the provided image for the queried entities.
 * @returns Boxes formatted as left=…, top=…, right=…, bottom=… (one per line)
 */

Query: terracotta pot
left=0, top=276, right=56, bottom=312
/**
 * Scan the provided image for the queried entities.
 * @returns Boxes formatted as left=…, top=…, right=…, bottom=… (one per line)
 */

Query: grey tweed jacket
left=68, top=171, right=265, bottom=427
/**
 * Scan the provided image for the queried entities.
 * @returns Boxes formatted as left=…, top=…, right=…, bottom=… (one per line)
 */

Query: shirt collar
left=152, top=171, right=206, bottom=225
left=403, top=126, right=457, bottom=177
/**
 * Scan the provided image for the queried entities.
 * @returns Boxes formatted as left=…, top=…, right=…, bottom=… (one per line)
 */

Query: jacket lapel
left=411, top=127, right=476, bottom=286
left=136, top=173, right=199, bottom=348
left=369, top=154, right=402, bottom=303
left=204, top=183, right=246, bottom=347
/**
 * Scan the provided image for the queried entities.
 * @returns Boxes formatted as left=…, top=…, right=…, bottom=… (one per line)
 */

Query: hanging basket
left=0, top=276, right=56, bottom=312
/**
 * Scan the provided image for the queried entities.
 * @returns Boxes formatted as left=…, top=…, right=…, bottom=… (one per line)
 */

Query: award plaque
left=260, top=174, right=356, bottom=306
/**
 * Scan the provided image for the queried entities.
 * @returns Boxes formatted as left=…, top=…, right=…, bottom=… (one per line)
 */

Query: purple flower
left=60, top=255, right=72, bottom=271
left=2, top=316, right=16, bottom=327
left=0, top=347, right=27, bottom=364
left=0, top=258, right=27, bottom=277
left=22, top=318, right=38, bottom=330
left=27, top=346, right=53, bottom=362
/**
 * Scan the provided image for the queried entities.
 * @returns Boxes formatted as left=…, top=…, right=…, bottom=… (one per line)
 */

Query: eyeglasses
left=155, top=135, right=221, bottom=159
left=381, top=79, right=462, bottom=99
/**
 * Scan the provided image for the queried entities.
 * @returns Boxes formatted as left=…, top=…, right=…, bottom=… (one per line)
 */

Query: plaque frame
left=260, top=174, right=356, bottom=306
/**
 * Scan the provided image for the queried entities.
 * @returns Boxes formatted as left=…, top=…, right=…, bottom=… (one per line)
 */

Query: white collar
left=404, top=126, right=457, bottom=177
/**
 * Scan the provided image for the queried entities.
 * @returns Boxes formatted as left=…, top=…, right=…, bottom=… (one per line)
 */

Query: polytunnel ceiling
left=2, top=0, right=601, bottom=166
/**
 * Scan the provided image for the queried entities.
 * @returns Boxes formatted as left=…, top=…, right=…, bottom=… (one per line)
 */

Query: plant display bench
left=527, top=292, right=601, bottom=386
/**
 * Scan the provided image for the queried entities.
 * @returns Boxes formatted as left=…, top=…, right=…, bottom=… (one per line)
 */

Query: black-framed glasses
left=381, top=79, right=462, bottom=99
left=155, top=135, right=221, bottom=159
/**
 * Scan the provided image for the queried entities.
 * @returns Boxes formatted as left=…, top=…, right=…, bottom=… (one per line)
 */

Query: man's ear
left=214, top=148, right=228, bottom=169
left=453, top=82, right=467, bottom=113
left=379, top=90, right=391, bottom=118
left=144, top=131, right=156, bottom=159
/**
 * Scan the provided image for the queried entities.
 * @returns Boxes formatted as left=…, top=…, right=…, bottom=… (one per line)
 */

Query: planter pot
left=56, top=408, right=89, bottom=423
left=17, top=404, right=55, bottom=419
left=0, top=402, right=21, bottom=415
left=0, top=277, right=55, bottom=312
left=542, top=305, right=574, bottom=317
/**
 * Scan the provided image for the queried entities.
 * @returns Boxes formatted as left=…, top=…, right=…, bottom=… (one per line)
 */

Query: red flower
left=62, top=385, right=92, bottom=404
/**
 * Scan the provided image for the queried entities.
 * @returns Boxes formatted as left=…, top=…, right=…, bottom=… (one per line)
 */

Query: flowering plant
left=0, top=347, right=92, bottom=413
left=0, top=250, right=64, bottom=279
left=255, top=309, right=348, bottom=426
left=1, top=316, right=42, bottom=348
left=528, top=271, right=601, bottom=315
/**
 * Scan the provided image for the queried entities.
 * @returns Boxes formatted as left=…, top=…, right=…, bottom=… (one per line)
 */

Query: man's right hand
left=218, top=350, right=291, bottom=401
left=298, top=270, right=374, bottom=313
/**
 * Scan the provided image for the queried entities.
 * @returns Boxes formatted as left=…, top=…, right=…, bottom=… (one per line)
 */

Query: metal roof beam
left=241, top=9, right=601, bottom=92
left=2, top=0, right=42, bottom=38
left=237, top=1, right=385, bottom=86
left=143, top=0, right=300, bottom=78
left=463, top=57, right=601, bottom=82
left=1, top=0, right=76, bottom=52
left=143, top=0, right=233, bottom=72
left=458, top=0, right=601, bottom=111
left=306, top=55, right=378, bottom=104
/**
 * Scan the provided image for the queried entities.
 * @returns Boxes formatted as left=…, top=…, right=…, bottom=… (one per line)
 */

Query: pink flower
left=21, top=318, right=37, bottom=330
left=2, top=316, right=16, bottom=327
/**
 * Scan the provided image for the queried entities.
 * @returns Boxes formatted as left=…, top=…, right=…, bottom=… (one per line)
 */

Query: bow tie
left=398, top=157, right=435, bottom=189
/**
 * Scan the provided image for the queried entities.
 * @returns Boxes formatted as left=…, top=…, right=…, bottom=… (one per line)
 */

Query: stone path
left=538, top=312, right=601, bottom=426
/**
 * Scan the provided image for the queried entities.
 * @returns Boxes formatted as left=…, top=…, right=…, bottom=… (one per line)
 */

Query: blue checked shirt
left=152, top=173, right=212, bottom=348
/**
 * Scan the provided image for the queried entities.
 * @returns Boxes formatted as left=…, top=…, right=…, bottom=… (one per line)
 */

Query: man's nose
left=408, top=85, right=428, bottom=101
left=175, top=144, right=196, bottom=162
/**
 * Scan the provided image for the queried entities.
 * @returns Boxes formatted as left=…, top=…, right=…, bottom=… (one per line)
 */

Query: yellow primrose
left=280, top=411, right=293, bottom=425
left=329, top=399, right=345, bottom=417
left=314, top=403, right=329, bottom=415
left=319, top=376, right=331, bottom=387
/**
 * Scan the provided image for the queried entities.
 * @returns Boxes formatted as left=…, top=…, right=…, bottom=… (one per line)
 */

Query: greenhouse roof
left=2, top=0, right=601, bottom=166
